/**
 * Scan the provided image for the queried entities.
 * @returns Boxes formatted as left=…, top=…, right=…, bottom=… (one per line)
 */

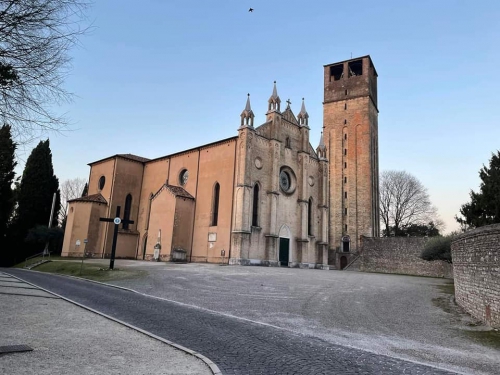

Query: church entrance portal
left=279, top=238, right=290, bottom=266
left=340, top=256, right=347, bottom=270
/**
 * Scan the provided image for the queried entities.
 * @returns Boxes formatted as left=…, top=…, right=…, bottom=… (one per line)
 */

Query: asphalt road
left=4, top=268, right=458, bottom=375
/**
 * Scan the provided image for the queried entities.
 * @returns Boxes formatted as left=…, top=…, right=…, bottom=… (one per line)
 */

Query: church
left=62, top=56, right=380, bottom=269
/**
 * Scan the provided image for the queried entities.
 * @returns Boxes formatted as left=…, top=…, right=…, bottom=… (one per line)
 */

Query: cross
left=99, top=206, right=134, bottom=270
left=286, top=99, right=292, bottom=107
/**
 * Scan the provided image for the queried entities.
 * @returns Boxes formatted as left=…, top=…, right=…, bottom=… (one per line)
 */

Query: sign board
left=221, top=249, right=225, bottom=257
left=208, top=233, right=217, bottom=242
left=75, top=240, right=81, bottom=246
left=153, top=248, right=160, bottom=260
left=83, top=239, right=88, bottom=244
left=113, top=217, right=121, bottom=225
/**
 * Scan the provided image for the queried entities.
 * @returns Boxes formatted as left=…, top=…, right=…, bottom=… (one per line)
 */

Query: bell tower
left=323, top=55, right=380, bottom=260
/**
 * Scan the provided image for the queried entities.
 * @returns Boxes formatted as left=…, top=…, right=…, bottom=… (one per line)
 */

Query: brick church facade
left=62, top=56, right=379, bottom=269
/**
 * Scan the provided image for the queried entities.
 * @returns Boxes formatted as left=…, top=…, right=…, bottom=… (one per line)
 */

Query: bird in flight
left=249, top=8, right=254, bottom=12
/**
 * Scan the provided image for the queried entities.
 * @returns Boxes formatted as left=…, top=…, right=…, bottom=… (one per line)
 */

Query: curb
left=2, top=270, right=222, bottom=375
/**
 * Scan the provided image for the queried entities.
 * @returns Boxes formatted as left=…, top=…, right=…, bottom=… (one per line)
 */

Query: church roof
left=89, top=153, right=150, bottom=166
left=153, top=184, right=194, bottom=200
left=68, top=193, right=107, bottom=204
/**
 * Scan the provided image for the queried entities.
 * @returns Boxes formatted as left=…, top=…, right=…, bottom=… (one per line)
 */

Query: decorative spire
left=317, top=131, right=327, bottom=160
left=240, top=93, right=254, bottom=128
left=267, top=81, right=281, bottom=113
left=297, top=97, right=309, bottom=127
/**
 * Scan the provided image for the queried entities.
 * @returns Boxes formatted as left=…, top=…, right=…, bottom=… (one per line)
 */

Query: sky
left=14, top=0, right=500, bottom=234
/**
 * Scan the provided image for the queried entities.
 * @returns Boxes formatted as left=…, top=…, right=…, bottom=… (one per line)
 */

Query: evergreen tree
left=81, top=182, right=88, bottom=197
left=0, top=125, right=17, bottom=265
left=456, top=151, right=500, bottom=229
left=11, top=140, right=60, bottom=261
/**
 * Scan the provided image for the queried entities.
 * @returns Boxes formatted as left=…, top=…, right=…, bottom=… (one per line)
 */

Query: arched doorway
left=340, top=256, right=348, bottom=270
left=278, top=225, right=291, bottom=267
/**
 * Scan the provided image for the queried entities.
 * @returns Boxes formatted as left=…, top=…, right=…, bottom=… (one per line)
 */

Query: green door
left=279, top=238, right=289, bottom=266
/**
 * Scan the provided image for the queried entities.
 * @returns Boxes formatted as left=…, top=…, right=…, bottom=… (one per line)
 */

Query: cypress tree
left=0, top=125, right=17, bottom=265
left=12, top=140, right=60, bottom=260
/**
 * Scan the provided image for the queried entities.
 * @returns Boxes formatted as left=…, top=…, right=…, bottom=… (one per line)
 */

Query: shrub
left=421, top=235, right=453, bottom=263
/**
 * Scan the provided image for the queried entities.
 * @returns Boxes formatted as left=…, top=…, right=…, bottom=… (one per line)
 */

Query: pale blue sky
left=23, top=0, right=500, bottom=233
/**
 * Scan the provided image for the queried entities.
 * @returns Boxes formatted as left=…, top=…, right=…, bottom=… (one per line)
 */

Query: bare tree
left=380, top=170, right=441, bottom=236
left=0, top=0, right=90, bottom=144
left=59, top=177, right=86, bottom=224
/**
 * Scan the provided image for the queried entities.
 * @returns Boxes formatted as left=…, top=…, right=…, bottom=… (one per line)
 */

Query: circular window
left=179, top=169, right=189, bottom=186
left=98, top=176, right=105, bottom=190
left=279, top=170, right=291, bottom=192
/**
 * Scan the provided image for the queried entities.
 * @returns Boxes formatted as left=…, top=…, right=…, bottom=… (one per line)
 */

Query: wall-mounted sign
left=208, top=233, right=217, bottom=242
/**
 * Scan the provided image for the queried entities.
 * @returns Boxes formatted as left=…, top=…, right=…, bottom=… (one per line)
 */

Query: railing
left=24, top=251, right=51, bottom=269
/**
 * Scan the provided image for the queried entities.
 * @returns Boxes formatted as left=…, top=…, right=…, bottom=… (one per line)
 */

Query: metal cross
left=99, top=206, right=134, bottom=270
left=286, top=99, right=292, bottom=106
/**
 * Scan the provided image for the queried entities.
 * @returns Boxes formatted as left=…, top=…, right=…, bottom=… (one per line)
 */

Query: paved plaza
left=3, top=263, right=499, bottom=374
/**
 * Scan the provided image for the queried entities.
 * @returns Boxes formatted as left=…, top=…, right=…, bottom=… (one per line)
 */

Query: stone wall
left=359, top=236, right=453, bottom=278
left=451, top=224, right=500, bottom=328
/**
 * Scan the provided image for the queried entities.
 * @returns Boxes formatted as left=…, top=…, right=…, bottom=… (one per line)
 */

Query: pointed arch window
left=285, top=137, right=291, bottom=148
left=308, top=197, right=313, bottom=236
left=252, top=184, right=259, bottom=226
left=123, top=194, right=132, bottom=229
left=211, top=183, right=220, bottom=226
left=145, top=193, right=153, bottom=230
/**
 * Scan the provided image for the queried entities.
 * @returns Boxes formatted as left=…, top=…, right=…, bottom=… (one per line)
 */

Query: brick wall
left=451, top=224, right=500, bottom=328
left=359, top=236, right=453, bottom=278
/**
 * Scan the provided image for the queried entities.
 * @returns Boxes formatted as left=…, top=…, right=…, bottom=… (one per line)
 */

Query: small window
left=344, top=103, right=347, bottom=110
left=179, top=169, right=189, bottom=186
left=123, top=194, right=132, bottom=230
left=344, top=162, right=347, bottom=169
left=344, top=149, right=347, bottom=156
left=344, top=134, right=347, bottom=140
left=344, top=177, right=347, bottom=183
left=345, top=191, right=347, bottom=199
left=345, top=89, right=348, bottom=96
left=345, top=208, right=348, bottom=215
left=344, top=119, right=347, bottom=125
left=98, top=176, right=105, bottom=190
left=285, top=137, right=291, bottom=148
left=345, top=224, right=347, bottom=232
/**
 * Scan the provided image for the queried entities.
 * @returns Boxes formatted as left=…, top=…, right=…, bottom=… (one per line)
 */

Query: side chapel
left=62, top=56, right=380, bottom=269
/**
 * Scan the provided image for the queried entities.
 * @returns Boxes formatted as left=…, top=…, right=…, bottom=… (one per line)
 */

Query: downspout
left=189, top=150, right=201, bottom=263
left=228, top=140, right=237, bottom=263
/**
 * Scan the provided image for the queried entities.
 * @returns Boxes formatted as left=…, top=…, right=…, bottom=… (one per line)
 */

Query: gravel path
left=4, top=268, right=461, bottom=375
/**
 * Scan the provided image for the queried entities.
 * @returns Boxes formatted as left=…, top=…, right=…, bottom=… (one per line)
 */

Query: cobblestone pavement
left=4, top=269, right=458, bottom=375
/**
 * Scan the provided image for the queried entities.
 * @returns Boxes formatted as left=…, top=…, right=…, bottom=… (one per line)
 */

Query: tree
left=421, top=235, right=453, bottom=263
left=456, top=151, right=500, bottom=229
left=59, top=177, right=87, bottom=225
left=0, top=124, right=16, bottom=259
left=10, top=139, right=60, bottom=261
left=384, top=221, right=440, bottom=238
left=0, top=0, right=89, bottom=144
left=380, top=170, right=440, bottom=236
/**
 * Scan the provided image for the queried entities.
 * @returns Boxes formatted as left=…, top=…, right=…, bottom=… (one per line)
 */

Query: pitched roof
left=68, top=193, right=107, bottom=204
left=88, top=153, right=150, bottom=166
left=152, top=184, right=194, bottom=200
left=117, top=154, right=150, bottom=163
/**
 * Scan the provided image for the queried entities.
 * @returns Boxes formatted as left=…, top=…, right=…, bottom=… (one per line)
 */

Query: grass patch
left=32, top=260, right=145, bottom=282
left=13, top=255, right=82, bottom=268
left=463, top=329, right=500, bottom=349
